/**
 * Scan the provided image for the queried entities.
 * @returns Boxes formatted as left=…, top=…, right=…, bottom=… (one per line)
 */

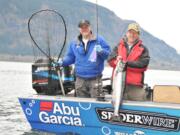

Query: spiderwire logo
left=96, top=108, right=180, bottom=131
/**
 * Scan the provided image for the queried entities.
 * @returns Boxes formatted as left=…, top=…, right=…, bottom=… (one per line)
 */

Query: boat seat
left=153, top=85, right=180, bottom=104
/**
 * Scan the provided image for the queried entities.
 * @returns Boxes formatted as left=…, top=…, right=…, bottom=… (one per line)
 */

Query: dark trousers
left=123, top=84, right=148, bottom=101
left=75, top=76, right=103, bottom=98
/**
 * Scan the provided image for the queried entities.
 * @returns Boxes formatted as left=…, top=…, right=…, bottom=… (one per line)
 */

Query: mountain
left=0, top=0, right=180, bottom=70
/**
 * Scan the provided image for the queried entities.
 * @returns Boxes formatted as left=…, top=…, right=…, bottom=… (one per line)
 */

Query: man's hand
left=58, top=58, right=63, bottom=66
left=51, top=59, right=63, bottom=68
left=116, top=56, right=122, bottom=61
left=95, top=45, right=103, bottom=53
left=51, top=61, right=60, bottom=68
left=114, top=56, right=127, bottom=71
left=114, top=56, right=122, bottom=65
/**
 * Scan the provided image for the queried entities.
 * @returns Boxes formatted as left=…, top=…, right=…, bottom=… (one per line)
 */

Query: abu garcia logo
left=39, top=101, right=84, bottom=126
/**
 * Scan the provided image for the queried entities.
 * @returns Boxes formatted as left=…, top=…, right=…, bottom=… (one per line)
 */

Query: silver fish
left=111, top=60, right=126, bottom=121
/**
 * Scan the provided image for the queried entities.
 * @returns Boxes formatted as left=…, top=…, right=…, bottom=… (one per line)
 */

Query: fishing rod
left=96, top=0, right=99, bottom=37
left=95, top=0, right=105, bottom=101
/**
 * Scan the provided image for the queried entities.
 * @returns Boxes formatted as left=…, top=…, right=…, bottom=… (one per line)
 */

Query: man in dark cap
left=57, top=19, right=111, bottom=99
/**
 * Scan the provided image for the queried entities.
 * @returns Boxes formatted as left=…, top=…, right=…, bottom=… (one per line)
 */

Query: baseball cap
left=127, top=23, right=140, bottom=34
left=78, top=20, right=90, bottom=28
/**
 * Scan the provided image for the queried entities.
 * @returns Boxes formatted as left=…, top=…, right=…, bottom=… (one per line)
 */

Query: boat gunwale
left=19, top=94, right=180, bottom=110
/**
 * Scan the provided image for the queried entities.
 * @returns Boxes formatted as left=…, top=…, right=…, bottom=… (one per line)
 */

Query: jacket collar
left=77, top=34, right=96, bottom=45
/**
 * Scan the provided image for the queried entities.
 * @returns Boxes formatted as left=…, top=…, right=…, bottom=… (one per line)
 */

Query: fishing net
left=28, top=9, right=67, bottom=62
left=28, top=9, right=68, bottom=95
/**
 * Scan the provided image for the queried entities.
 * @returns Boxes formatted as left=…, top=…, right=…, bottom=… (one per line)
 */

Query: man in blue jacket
left=58, top=20, right=111, bottom=99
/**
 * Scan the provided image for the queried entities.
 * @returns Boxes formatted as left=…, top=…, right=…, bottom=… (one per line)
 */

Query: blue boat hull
left=19, top=96, right=180, bottom=135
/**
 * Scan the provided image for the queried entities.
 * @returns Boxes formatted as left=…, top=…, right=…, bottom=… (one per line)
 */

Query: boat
left=19, top=81, right=180, bottom=135
left=19, top=91, right=180, bottom=135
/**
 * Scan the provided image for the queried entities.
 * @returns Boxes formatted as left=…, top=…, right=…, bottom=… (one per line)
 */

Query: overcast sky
left=86, top=0, right=180, bottom=54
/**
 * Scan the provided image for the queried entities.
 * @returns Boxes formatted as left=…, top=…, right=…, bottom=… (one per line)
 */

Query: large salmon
left=111, top=59, right=126, bottom=122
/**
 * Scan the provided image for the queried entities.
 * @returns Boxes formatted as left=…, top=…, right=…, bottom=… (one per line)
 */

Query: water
left=0, top=61, right=54, bottom=135
left=0, top=61, right=180, bottom=135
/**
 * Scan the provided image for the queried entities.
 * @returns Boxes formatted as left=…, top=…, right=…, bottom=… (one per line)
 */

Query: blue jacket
left=62, top=35, right=111, bottom=78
